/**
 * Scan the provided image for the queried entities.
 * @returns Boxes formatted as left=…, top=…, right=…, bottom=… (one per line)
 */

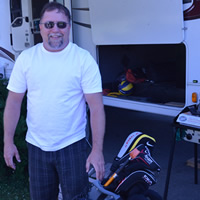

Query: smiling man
left=3, top=2, right=105, bottom=200
left=39, top=7, right=71, bottom=51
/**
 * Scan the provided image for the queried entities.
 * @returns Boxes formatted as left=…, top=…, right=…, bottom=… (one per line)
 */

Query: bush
left=0, top=79, right=29, bottom=199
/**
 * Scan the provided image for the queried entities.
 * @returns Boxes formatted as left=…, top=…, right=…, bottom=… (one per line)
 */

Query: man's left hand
left=86, top=149, right=105, bottom=181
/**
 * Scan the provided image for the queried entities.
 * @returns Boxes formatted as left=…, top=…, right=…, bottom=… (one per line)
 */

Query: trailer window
left=10, top=0, right=22, bottom=27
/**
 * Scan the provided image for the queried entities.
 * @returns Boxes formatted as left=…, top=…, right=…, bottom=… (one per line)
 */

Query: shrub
left=0, top=79, right=28, bottom=181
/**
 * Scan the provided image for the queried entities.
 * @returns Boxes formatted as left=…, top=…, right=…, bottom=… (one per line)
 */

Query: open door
left=10, top=0, right=51, bottom=52
left=88, top=0, right=184, bottom=45
left=10, top=0, right=34, bottom=52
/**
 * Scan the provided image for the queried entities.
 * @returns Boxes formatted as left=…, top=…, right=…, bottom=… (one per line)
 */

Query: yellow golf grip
left=104, top=173, right=117, bottom=187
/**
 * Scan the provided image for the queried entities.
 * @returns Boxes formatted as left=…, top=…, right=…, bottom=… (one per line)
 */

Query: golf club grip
left=104, top=173, right=117, bottom=187
left=104, top=157, right=130, bottom=187
left=103, top=148, right=139, bottom=187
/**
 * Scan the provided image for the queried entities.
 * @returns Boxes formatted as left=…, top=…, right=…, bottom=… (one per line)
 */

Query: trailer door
left=88, top=0, right=184, bottom=45
left=10, top=0, right=34, bottom=52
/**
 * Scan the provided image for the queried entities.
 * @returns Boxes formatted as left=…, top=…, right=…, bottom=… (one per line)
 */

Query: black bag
left=102, top=131, right=161, bottom=199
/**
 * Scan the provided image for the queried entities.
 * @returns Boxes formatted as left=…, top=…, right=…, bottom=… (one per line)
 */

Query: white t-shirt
left=8, top=42, right=102, bottom=151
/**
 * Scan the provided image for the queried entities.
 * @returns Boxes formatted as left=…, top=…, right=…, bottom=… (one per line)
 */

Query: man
left=3, top=2, right=105, bottom=200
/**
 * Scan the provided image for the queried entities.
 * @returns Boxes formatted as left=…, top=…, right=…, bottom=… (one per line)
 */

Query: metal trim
left=73, top=21, right=91, bottom=28
left=72, top=8, right=89, bottom=11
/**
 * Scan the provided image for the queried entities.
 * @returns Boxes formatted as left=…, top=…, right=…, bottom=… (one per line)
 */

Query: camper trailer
left=0, top=0, right=199, bottom=116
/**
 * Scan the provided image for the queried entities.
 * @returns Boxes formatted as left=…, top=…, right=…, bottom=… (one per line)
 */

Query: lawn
left=0, top=177, right=30, bottom=200
left=0, top=140, right=30, bottom=200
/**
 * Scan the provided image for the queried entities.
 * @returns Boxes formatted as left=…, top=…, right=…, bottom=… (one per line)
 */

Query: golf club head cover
left=110, top=144, right=160, bottom=175
left=102, top=132, right=161, bottom=195
left=110, top=132, right=156, bottom=172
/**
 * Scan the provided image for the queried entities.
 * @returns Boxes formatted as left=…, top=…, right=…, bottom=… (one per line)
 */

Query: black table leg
left=163, top=127, right=177, bottom=200
left=194, top=143, right=198, bottom=184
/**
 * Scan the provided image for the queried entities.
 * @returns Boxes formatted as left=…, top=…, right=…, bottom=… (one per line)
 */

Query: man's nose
left=51, top=23, right=60, bottom=31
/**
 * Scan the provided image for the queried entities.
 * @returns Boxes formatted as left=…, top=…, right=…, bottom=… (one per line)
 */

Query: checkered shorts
left=27, top=139, right=89, bottom=200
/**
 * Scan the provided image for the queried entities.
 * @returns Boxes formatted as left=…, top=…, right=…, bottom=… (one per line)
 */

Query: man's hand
left=86, top=149, right=105, bottom=181
left=4, top=143, right=21, bottom=170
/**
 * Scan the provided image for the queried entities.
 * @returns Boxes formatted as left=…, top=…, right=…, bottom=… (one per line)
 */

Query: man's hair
left=40, top=2, right=71, bottom=22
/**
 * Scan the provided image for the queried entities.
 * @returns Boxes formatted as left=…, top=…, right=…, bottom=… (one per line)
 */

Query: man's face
left=39, top=9, right=71, bottom=52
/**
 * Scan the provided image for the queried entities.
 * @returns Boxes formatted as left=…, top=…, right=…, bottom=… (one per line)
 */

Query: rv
left=0, top=0, right=199, bottom=116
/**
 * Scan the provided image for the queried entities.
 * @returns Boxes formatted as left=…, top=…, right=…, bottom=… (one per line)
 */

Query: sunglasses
left=40, top=21, right=68, bottom=29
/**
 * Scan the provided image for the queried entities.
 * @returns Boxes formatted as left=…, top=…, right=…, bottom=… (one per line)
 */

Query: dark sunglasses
left=40, top=21, right=68, bottom=29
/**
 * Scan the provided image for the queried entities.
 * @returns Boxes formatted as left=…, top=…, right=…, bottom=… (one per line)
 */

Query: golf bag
left=89, top=131, right=162, bottom=200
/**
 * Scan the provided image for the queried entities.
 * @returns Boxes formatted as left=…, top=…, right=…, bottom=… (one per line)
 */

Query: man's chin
left=49, top=42, right=64, bottom=50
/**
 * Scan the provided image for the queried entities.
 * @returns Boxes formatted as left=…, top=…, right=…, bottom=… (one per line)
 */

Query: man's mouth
left=49, top=33, right=63, bottom=39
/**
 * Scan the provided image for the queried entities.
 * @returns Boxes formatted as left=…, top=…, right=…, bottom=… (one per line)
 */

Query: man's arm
left=4, top=91, right=25, bottom=170
left=85, top=92, right=105, bottom=180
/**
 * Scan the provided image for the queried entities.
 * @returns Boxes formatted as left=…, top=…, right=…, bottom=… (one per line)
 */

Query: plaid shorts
left=27, top=139, right=89, bottom=200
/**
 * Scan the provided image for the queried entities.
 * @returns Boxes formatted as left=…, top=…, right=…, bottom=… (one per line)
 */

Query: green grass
left=0, top=177, right=30, bottom=200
